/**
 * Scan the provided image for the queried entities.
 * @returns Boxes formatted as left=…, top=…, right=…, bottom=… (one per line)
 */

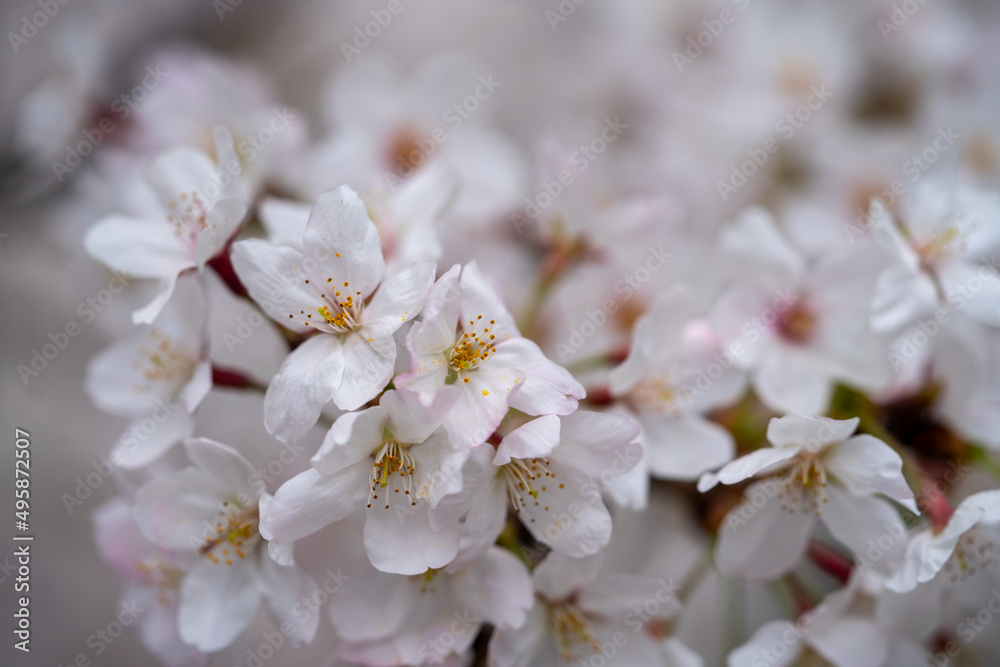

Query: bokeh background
left=2, top=0, right=1000, bottom=665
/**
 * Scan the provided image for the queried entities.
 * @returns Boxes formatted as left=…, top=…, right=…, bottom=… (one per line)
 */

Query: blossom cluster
left=24, top=5, right=998, bottom=666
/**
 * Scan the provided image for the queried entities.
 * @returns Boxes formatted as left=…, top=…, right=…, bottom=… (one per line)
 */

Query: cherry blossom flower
left=699, top=415, right=917, bottom=581
left=610, top=286, right=741, bottom=487
left=93, top=499, right=204, bottom=667
left=396, top=262, right=584, bottom=448
left=231, top=185, right=435, bottom=442
left=489, top=552, right=685, bottom=667
left=712, top=208, right=892, bottom=415
left=328, top=546, right=533, bottom=666
left=869, top=181, right=1000, bottom=332
left=432, top=411, right=640, bottom=561
left=728, top=573, right=890, bottom=667
left=85, top=125, right=247, bottom=324
left=85, top=275, right=210, bottom=468
left=262, top=388, right=468, bottom=575
left=132, top=437, right=320, bottom=653
left=886, top=489, right=1000, bottom=594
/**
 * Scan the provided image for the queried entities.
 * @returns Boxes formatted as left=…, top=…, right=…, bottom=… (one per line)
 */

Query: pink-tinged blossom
left=397, top=262, right=584, bottom=448
left=231, top=185, right=435, bottom=442
left=699, top=415, right=917, bottom=582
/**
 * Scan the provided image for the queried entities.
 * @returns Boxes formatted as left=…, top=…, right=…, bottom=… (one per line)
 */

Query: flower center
left=777, top=299, right=817, bottom=345
left=200, top=499, right=261, bottom=565
left=630, top=371, right=685, bottom=417
left=368, top=440, right=418, bottom=510
left=449, top=315, right=498, bottom=373
left=548, top=601, right=602, bottom=662
left=942, top=530, right=998, bottom=583
left=915, top=225, right=962, bottom=270
left=502, top=458, right=558, bottom=518
left=132, top=328, right=196, bottom=395
left=386, top=127, right=427, bottom=177
left=292, top=278, right=364, bottom=333
left=776, top=453, right=828, bottom=517
left=166, top=191, right=209, bottom=245
left=134, top=558, right=184, bottom=606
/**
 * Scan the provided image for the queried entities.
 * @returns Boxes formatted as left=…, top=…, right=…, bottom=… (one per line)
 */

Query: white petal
left=518, top=462, right=612, bottom=557
left=726, top=621, right=800, bottom=667
left=111, top=410, right=193, bottom=470
left=820, top=487, right=908, bottom=569
left=205, top=269, right=287, bottom=386
left=312, top=406, right=388, bottom=475
left=766, top=415, right=859, bottom=450
left=494, top=415, right=561, bottom=465
left=459, top=261, right=520, bottom=340
left=194, top=198, right=246, bottom=268
left=698, top=446, right=799, bottom=492
left=132, top=468, right=225, bottom=550
left=644, top=413, right=735, bottom=481
left=329, top=566, right=418, bottom=642
left=578, top=574, right=680, bottom=619
left=363, top=501, right=459, bottom=575
left=303, top=186, right=385, bottom=299
left=363, top=260, right=435, bottom=336
left=493, top=338, right=584, bottom=416
left=720, top=207, right=805, bottom=288
left=533, top=551, right=603, bottom=600
left=132, top=273, right=182, bottom=325
left=551, top=410, right=641, bottom=478
left=716, top=480, right=815, bottom=581
left=332, top=331, right=396, bottom=411
left=178, top=557, right=261, bottom=652
left=257, top=554, right=321, bottom=648
left=451, top=547, right=534, bottom=630
left=262, top=465, right=368, bottom=542
left=808, top=616, right=889, bottom=667
left=444, top=364, right=526, bottom=448
left=754, top=347, right=833, bottom=416
left=870, top=263, right=938, bottom=333
left=609, top=286, right=694, bottom=395
left=382, top=385, right=460, bottom=445
left=146, top=147, right=223, bottom=209
left=409, top=431, right=470, bottom=507
left=184, top=437, right=259, bottom=498
left=259, top=197, right=309, bottom=248
left=229, top=238, right=319, bottom=335
left=263, top=334, right=345, bottom=443
left=85, top=214, right=194, bottom=279
left=825, top=435, right=917, bottom=512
